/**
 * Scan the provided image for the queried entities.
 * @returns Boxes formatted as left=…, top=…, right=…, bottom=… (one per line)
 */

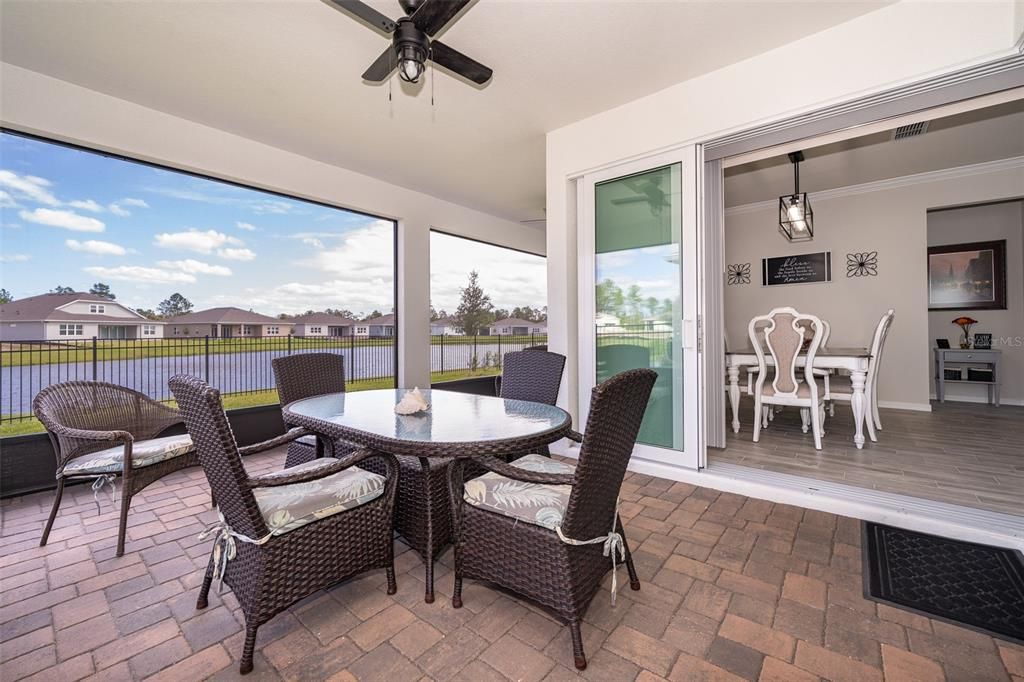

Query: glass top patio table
left=282, top=388, right=572, bottom=458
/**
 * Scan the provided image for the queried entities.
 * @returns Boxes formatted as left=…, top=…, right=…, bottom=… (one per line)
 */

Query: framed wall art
left=927, top=240, right=1006, bottom=311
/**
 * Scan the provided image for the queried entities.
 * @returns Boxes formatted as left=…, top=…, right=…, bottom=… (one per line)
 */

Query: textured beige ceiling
left=725, top=99, right=1024, bottom=207
left=0, top=0, right=890, bottom=222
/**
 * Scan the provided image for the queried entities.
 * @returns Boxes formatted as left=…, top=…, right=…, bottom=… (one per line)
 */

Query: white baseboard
left=928, top=394, right=1024, bottom=406
left=876, top=400, right=932, bottom=412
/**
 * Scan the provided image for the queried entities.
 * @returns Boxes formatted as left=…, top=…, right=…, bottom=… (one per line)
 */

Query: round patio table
left=282, top=388, right=573, bottom=602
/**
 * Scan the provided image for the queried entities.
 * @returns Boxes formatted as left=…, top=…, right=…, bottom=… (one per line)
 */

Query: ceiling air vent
left=892, top=121, right=929, bottom=140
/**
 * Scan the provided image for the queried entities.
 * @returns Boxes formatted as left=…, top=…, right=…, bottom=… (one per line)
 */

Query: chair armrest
left=470, top=455, right=576, bottom=485
left=238, top=427, right=312, bottom=457
left=246, top=447, right=381, bottom=488
left=565, top=429, right=584, bottom=444
left=49, top=424, right=133, bottom=443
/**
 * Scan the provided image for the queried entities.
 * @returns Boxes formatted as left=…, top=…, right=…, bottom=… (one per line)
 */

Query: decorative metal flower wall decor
left=727, top=263, right=751, bottom=285
left=846, top=251, right=878, bottom=277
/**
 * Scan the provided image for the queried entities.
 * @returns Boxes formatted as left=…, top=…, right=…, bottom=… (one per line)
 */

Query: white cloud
left=68, top=199, right=103, bottom=212
left=83, top=265, right=196, bottom=284
left=217, top=247, right=256, bottom=261
left=207, top=277, right=393, bottom=317
left=429, top=231, right=546, bottom=313
left=0, top=190, right=17, bottom=208
left=156, top=259, right=232, bottom=276
left=19, top=208, right=105, bottom=233
left=236, top=221, right=256, bottom=231
left=107, top=198, right=148, bottom=216
left=250, top=200, right=292, bottom=215
left=65, top=239, right=127, bottom=256
left=304, top=220, right=393, bottom=279
left=0, top=170, right=59, bottom=206
left=0, top=253, right=30, bottom=263
left=154, top=229, right=241, bottom=254
left=302, top=237, right=325, bottom=249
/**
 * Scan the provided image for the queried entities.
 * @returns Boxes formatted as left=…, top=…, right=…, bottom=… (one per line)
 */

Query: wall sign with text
left=762, top=252, right=832, bottom=286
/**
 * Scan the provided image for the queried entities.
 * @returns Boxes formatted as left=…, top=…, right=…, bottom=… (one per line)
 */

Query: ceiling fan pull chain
left=431, top=58, right=435, bottom=107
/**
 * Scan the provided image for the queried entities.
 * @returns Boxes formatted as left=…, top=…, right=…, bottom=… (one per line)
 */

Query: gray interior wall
left=927, top=199, right=1024, bottom=404
left=724, top=163, right=1024, bottom=410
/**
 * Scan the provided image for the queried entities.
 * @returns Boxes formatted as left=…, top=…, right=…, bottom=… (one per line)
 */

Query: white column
left=397, top=220, right=431, bottom=389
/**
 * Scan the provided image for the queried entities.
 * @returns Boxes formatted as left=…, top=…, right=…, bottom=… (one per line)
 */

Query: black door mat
left=862, top=522, right=1024, bottom=644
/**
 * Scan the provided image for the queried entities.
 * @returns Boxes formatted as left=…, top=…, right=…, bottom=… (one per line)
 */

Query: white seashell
left=394, top=387, right=430, bottom=414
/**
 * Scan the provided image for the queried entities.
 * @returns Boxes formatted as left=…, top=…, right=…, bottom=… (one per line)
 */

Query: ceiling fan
left=327, top=0, right=492, bottom=86
left=611, top=176, right=667, bottom=216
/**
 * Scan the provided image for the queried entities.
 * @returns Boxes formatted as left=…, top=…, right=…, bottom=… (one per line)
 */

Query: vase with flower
left=952, top=316, right=978, bottom=349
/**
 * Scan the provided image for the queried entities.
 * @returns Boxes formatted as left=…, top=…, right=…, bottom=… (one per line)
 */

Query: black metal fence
left=1, top=333, right=548, bottom=425
left=429, top=333, right=547, bottom=377
left=1, top=335, right=396, bottom=423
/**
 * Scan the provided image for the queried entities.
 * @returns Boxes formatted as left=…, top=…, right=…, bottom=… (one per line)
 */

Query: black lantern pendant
left=778, top=151, right=813, bottom=241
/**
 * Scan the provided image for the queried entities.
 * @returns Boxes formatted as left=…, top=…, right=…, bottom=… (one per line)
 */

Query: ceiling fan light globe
left=399, top=58, right=424, bottom=83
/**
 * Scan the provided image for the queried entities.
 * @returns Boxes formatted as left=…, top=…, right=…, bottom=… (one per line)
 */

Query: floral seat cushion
left=463, top=454, right=575, bottom=531
left=253, top=459, right=386, bottom=535
left=63, top=434, right=194, bottom=476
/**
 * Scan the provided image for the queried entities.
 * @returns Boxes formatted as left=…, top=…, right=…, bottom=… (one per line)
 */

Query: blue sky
left=0, top=132, right=395, bottom=317
left=0, top=132, right=548, bottom=318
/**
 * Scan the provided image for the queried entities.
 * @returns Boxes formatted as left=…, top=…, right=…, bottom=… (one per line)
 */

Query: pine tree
left=455, top=271, right=493, bottom=336
left=158, top=293, right=194, bottom=318
left=89, top=282, right=116, bottom=300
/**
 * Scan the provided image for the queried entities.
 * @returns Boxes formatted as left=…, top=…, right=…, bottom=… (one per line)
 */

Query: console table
left=934, top=348, right=1001, bottom=406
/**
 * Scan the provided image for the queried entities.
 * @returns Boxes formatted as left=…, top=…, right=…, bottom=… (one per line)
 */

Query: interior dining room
left=712, top=94, right=1024, bottom=520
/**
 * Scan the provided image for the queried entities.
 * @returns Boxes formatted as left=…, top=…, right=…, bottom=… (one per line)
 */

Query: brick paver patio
left=2, top=447, right=1021, bottom=681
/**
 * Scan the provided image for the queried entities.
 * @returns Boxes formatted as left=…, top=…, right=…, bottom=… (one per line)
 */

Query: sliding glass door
left=579, top=147, right=701, bottom=468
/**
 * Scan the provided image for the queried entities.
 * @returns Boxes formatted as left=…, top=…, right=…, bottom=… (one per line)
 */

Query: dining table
left=725, top=347, right=873, bottom=448
left=282, top=387, right=573, bottom=601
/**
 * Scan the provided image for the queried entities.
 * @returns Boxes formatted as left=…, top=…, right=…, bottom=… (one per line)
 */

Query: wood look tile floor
left=715, top=398, right=1024, bottom=516
left=2, top=446, right=1022, bottom=681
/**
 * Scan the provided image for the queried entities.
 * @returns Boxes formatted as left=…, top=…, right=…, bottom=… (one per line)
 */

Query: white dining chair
left=823, top=309, right=894, bottom=441
left=799, top=318, right=834, bottom=416
left=750, top=307, right=826, bottom=450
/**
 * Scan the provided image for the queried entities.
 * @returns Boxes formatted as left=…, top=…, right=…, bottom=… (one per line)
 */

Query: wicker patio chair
left=495, top=349, right=567, bottom=457
left=273, top=352, right=455, bottom=603
left=448, top=368, right=656, bottom=670
left=272, top=353, right=358, bottom=468
left=33, top=381, right=199, bottom=557
left=168, top=374, right=398, bottom=675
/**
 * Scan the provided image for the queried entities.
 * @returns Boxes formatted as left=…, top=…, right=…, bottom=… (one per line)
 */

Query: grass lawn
left=0, top=376, right=397, bottom=438
left=0, top=367, right=504, bottom=438
left=1, top=335, right=547, bottom=368
left=0, top=336, right=396, bottom=368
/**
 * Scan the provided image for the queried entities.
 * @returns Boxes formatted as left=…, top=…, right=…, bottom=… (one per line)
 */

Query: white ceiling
left=725, top=99, right=1024, bottom=207
left=0, top=0, right=890, bottom=223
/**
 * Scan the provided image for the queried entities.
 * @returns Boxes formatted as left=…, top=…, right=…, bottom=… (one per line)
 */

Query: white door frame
left=577, top=145, right=704, bottom=469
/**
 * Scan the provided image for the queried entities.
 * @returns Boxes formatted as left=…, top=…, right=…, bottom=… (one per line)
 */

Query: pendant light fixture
left=778, top=151, right=814, bottom=241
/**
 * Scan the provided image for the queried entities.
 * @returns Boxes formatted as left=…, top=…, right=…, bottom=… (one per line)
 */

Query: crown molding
left=725, top=155, right=1024, bottom=216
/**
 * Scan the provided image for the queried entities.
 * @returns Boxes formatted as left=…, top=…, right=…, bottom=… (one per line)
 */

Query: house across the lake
left=288, top=312, right=356, bottom=337
left=488, top=317, right=547, bottom=336
left=166, top=307, right=293, bottom=338
left=429, top=316, right=462, bottom=336
left=353, top=313, right=395, bottom=338
left=0, top=292, right=164, bottom=341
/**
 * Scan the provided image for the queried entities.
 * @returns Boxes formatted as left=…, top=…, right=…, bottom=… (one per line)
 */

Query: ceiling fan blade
left=411, top=0, right=471, bottom=36
left=325, top=0, right=396, bottom=33
left=611, top=197, right=649, bottom=205
left=429, top=40, right=492, bottom=84
left=362, top=46, right=396, bottom=82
